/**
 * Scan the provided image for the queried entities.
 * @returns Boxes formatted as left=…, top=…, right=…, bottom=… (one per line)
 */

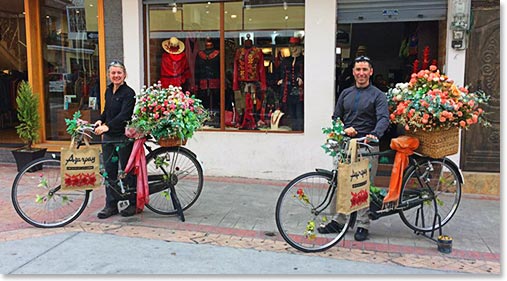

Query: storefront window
left=41, top=0, right=100, bottom=140
left=145, top=0, right=304, bottom=132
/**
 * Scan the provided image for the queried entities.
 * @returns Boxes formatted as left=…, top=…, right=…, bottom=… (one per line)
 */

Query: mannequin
left=160, top=37, right=191, bottom=89
left=277, top=36, right=304, bottom=131
left=270, top=109, right=284, bottom=130
left=195, top=37, right=220, bottom=126
left=233, top=34, right=267, bottom=129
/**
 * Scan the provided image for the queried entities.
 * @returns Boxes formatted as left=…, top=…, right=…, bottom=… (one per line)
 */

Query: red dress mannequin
left=160, top=37, right=191, bottom=89
left=233, top=35, right=267, bottom=129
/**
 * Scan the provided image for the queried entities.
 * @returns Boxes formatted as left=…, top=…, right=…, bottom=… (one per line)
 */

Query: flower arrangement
left=386, top=65, right=490, bottom=133
left=127, top=83, right=208, bottom=141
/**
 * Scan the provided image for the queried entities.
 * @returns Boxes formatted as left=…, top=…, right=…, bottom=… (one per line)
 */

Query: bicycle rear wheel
left=275, top=171, right=352, bottom=253
left=398, top=158, right=461, bottom=232
left=145, top=146, right=203, bottom=215
left=11, top=157, right=90, bottom=228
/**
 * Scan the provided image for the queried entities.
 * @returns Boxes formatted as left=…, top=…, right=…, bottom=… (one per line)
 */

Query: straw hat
left=162, top=37, right=185, bottom=54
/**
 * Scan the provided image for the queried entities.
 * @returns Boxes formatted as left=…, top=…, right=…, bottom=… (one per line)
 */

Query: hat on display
left=162, top=37, right=185, bottom=54
left=289, top=36, right=302, bottom=46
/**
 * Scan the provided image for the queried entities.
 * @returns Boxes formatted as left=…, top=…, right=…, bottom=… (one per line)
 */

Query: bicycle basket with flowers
left=126, top=83, right=208, bottom=146
left=386, top=65, right=490, bottom=158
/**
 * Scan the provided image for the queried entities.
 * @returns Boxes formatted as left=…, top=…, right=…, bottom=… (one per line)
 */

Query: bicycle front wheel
left=11, top=157, right=90, bottom=228
left=275, top=171, right=352, bottom=253
left=398, top=158, right=461, bottom=232
left=145, top=146, right=203, bottom=215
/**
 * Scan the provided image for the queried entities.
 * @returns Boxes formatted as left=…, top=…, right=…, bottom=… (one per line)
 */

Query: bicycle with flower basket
left=11, top=105, right=205, bottom=228
left=275, top=118, right=463, bottom=253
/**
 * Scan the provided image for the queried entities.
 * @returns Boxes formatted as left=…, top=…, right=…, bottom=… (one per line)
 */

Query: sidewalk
left=0, top=162, right=501, bottom=274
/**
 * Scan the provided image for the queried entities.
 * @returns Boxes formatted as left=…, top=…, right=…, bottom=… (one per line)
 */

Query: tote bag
left=60, top=138, right=101, bottom=190
left=336, top=139, right=370, bottom=214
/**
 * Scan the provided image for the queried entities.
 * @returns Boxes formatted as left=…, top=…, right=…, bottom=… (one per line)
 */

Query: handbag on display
left=60, top=137, right=102, bottom=190
left=336, top=138, right=370, bottom=214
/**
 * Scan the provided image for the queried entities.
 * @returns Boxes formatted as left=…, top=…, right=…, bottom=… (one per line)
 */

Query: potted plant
left=125, top=83, right=208, bottom=146
left=12, top=81, right=47, bottom=172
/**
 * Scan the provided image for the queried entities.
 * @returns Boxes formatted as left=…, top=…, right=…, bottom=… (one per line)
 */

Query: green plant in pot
left=12, top=81, right=47, bottom=172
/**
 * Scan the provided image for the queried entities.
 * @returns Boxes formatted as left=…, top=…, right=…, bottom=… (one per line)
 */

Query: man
left=337, top=45, right=367, bottom=100
left=318, top=56, right=390, bottom=241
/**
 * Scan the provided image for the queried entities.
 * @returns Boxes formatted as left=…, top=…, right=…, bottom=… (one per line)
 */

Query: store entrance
left=335, top=21, right=440, bottom=152
left=0, top=0, right=26, bottom=147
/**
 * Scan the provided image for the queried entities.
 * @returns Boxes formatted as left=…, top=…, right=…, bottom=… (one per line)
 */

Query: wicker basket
left=405, top=128, right=459, bottom=158
left=158, top=137, right=187, bottom=147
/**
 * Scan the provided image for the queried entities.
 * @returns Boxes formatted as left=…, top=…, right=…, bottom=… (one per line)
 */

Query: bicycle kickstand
left=168, top=184, right=185, bottom=222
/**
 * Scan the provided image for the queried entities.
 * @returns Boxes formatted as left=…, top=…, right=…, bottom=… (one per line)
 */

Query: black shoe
left=317, top=220, right=344, bottom=234
left=97, top=207, right=119, bottom=219
left=354, top=227, right=369, bottom=241
left=120, top=204, right=137, bottom=217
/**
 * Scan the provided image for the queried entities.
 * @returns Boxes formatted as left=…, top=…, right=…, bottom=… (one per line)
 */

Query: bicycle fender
left=174, top=146, right=197, bottom=158
left=315, top=169, right=333, bottom=177
left=442, top=157, right=464, bottom=184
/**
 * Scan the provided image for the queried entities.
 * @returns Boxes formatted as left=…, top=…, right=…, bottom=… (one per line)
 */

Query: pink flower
left=459, top=120, right=466, bottom=127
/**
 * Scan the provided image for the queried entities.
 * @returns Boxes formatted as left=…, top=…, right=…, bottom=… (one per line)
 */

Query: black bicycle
left=275, top=136, right=462, bottom=252
left=11, top=124, right=204, bottom=228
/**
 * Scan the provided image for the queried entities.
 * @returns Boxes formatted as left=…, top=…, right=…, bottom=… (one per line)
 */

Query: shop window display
left=41, top=0, right=101, bottom=140
left=145, top=1, right=304, bottom=132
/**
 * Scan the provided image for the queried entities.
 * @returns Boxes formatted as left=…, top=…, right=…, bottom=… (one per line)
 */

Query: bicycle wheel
left=275, top=171, right=353, bottom=253
left=145, top=146, right=203, bottom=215
left=398, top=158, right=461, bottom=232
left=11, top=157, right=91, bottom=228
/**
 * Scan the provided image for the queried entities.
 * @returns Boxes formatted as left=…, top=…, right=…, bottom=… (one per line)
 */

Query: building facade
left=0, top=0, right=500, bottom=193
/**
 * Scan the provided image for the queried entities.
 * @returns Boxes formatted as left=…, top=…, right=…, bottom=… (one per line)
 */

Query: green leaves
left=162, top=190, right=171, bottom=201
left=321, top=118, right=346, bottom=157
left=65, top=111, right=82, bottom=138
left=15, top=81, right=40, bottom=150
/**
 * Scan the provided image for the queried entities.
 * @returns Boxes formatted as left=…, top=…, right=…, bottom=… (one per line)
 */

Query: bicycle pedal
left=376, top=208, right=394, bottom=213
left=118, top=200, right=130, bottom=212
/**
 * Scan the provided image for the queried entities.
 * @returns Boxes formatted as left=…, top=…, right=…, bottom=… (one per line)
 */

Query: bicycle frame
left=321, top=137, right=464, bottom=221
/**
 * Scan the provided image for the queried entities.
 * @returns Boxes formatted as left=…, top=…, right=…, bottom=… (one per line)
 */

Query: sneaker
left=354, top=227, right=369, bottom=241
left=317, top=220, right=344, bottom=234
left=97, top=207, right=119, bottom=219
left=120, top=204, right=137, bottom=217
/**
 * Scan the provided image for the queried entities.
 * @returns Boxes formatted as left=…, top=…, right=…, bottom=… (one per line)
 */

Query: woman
left=94, top=60, right=136, bottom=219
